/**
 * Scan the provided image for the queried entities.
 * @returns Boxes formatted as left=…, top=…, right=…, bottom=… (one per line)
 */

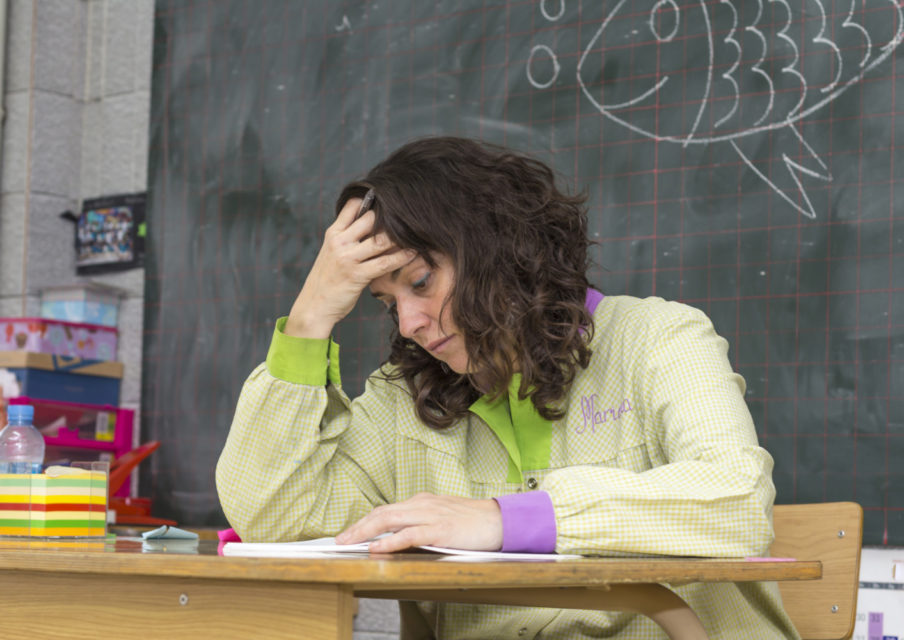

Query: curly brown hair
left=336, top=136, right=593, bottom=429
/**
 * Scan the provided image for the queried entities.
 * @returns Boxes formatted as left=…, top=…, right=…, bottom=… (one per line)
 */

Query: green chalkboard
left=145, top=0, right=903, bottom=544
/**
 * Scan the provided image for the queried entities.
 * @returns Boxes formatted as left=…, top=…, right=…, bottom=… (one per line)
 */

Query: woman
left=217, top=136, right=799, bottom=639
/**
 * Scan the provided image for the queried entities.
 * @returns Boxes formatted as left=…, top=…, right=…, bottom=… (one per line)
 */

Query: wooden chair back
left=771, top=502, right=863, bottom=640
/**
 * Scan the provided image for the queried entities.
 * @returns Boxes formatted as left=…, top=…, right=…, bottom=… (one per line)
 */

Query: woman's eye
left=412, top=272, right=431, bottom=290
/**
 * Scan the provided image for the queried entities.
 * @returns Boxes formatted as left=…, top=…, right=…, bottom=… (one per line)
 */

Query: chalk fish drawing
left=530, top=0, right=904, bottom=218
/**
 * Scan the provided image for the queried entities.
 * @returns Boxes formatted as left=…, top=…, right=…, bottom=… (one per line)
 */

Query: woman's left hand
left=334, top=493, right=503, bottom=553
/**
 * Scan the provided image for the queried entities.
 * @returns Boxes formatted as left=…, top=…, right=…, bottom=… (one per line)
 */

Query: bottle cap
left=7, top=404, right=34, bottom=422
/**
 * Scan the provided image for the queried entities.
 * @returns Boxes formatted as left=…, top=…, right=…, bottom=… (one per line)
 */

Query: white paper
left=419, top=545, right=579, bottom=561
left=222, top=537, right=372, bottom=557
left=221, top=536, right=579, bottom=560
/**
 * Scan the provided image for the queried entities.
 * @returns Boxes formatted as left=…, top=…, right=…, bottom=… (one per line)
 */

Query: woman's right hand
left=284, top=195, right=414, bottom=339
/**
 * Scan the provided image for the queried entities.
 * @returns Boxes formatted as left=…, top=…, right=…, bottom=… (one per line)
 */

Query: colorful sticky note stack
left=0, top=467, right=107, bottom=537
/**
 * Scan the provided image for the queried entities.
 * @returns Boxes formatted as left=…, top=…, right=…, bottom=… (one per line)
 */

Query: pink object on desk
left=217, top=528, right=241, bottom=555
left=218, top=528, right=242, bottom=542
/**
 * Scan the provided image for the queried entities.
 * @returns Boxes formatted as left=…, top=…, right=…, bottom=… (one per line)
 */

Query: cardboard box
left=0, top=317, right=118, bottom=360
left=0, top=352, right=123, bottom=405
left=39, top=283, right=126, bottom=328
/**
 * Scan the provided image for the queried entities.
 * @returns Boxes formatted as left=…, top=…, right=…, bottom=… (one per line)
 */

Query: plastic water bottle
left=0, top=404, right=45, bottom=474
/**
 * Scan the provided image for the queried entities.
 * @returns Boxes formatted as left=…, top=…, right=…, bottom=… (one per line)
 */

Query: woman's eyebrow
left=368, top=281, right=398, bottom=300
left=385, top=262, right=413, bottom=284
left=370, top=254, right=421, bottom=297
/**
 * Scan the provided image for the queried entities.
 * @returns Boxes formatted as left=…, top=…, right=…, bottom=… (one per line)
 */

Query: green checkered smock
left=217, top=295, right=800, bottom=639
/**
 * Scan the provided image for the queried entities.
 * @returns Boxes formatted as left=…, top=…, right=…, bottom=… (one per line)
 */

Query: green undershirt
left=468, top=374, right=553, bottom=483
left=268, top=318, right=552, bottom=483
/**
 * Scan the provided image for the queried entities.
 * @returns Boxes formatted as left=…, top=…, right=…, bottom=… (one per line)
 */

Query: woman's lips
left=426, top=336, right=453, bottom=353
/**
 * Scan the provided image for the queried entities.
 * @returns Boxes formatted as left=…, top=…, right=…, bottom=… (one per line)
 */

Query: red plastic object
left=108, top=441, right=159, bottom=496
left=110, top=495, right=176, bottom=526
left=108, top=496, right=151, bottom=517
left=107, top=441, right=177, bottom=527
left=113, top=512, right=177, bottom=527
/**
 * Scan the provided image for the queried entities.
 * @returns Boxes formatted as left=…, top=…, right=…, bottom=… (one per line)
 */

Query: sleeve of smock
left=543, top=301, right=777, bottom=558
left=216, top=317, right=399, bottom=542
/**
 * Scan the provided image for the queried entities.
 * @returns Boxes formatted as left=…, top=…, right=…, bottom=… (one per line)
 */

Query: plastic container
left=0, top=404, right=45, bottom=474
left=6, top=396, right=134, bottom=497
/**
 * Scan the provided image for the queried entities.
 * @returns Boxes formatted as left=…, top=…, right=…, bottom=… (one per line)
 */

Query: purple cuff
left=494, top=490, right=557, bottom=553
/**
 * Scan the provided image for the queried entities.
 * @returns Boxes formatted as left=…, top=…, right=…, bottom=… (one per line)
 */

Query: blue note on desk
left=141, top=525, right=200, bottom=553
left=142, top=525, right=199, bottom=540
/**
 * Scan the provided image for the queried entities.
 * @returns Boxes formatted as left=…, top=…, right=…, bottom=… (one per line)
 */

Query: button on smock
left=526, top=477, right=538, bottom=490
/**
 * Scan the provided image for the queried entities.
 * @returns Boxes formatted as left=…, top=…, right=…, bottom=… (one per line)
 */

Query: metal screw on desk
left=837, top=530, right=845, bottom=538
left=179, top=593, right=189, bottom=606
left=831, top=605, right=838, bottom=613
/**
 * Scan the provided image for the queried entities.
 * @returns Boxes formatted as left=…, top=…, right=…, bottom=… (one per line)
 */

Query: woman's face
left=369, top=253, right=468, bottom=374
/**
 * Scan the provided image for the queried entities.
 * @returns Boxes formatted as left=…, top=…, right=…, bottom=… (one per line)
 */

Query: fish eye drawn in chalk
left=649, top=0, right=680, bottom=42
left=541, top=0, right=566, bottom=22
left=527, top=45, right=561, bottom=89
left=526, top=0, right=904, bottom=220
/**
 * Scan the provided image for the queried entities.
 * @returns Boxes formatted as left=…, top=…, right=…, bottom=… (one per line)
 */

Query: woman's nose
left=396, top=299, right=427, bottom=339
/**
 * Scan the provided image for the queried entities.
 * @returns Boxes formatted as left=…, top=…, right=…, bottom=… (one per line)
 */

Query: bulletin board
left=145, top=0, right=903, bottom=543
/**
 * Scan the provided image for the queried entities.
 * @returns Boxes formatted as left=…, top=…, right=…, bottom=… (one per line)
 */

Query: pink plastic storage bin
left=0, top=317, right=117, bottom=360
left=6, top=396, right=134, bottom=497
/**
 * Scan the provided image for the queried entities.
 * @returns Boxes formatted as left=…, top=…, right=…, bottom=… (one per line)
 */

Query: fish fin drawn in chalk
left=527, top=0, right=904, bottom=219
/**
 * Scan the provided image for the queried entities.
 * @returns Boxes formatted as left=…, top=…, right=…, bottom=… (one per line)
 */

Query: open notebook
left=221, top=535, right=579, bottom=561
left=220, top=534, right=797, bottom=562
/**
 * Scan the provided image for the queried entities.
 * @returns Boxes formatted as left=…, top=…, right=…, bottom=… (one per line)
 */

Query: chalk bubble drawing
left=527, top=0, right=904, bottom=218
left=541, top=0, right=566, bottom=22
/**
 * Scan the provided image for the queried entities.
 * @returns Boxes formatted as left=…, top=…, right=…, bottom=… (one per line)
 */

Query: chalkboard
left=145, top=0, right=903, bottom=544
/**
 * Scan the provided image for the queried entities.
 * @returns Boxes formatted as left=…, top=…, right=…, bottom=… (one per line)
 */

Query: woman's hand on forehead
left=284, top=195, right=414, bottom=338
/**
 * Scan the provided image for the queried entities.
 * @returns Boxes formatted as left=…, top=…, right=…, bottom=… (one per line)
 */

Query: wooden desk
left=0, top=539, right=819, bottom=640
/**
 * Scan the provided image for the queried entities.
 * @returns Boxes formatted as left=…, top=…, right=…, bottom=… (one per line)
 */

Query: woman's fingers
left=335, top=194, right=372, bottom=227
left=335, top=494, right=504, bottom=553
left=365, top=246, right=416, bottom=280
left=334, top=195, right=381, bottom=242
left=346, top=230, right=394, bottom=263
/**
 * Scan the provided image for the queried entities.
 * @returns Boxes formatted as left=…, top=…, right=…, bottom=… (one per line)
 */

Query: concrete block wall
left=0, top=0, right=152, bottom=415
left=354, top=599, right=401, bottom=639
left=0, top=2, right=401, bottom=637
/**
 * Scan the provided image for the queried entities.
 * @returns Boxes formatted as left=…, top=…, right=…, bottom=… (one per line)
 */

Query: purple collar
left=585, top=288, right=604, bottom=315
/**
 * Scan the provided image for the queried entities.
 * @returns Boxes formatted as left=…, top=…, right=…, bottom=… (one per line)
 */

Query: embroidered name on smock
left=578, top=395, right=633, bottom=433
